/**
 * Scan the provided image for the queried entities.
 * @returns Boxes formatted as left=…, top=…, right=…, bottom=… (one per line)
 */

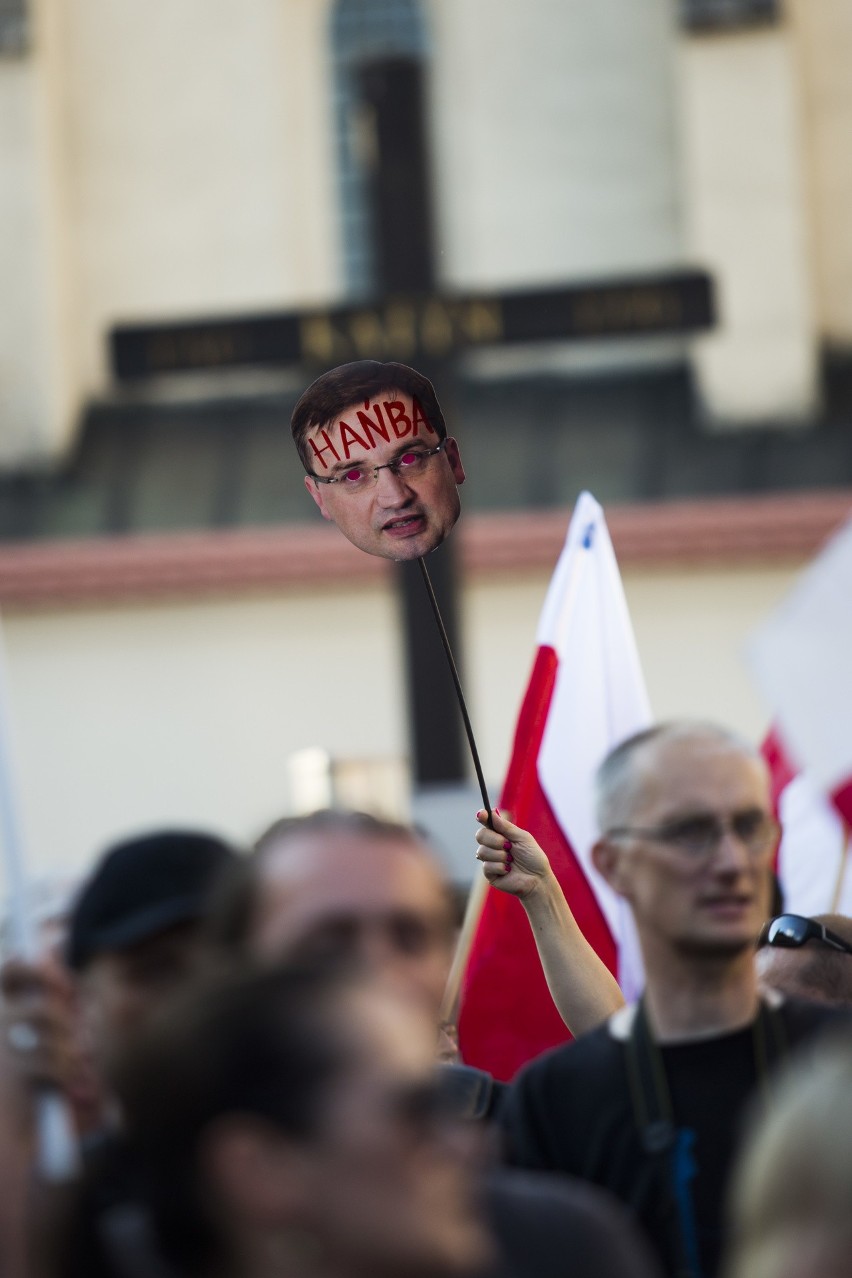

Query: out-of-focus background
left=0, top=0, right=850, bottom=890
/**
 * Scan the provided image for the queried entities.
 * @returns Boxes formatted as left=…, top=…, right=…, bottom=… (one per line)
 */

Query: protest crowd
left=2, top=361, right=852, bottom=1278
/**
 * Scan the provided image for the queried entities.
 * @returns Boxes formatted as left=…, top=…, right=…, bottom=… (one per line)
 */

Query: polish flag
left=748, top=511, right=852, bottom=828
left=457, top=492, right=651, bottom=1082
left=762, top=728, right=852, bottom=916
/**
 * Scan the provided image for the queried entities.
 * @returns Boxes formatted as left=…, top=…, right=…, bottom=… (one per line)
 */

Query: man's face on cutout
left=303, top=391, right=465, bottom=561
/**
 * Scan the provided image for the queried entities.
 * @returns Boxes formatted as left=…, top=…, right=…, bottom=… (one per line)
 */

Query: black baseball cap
left=67, top=830, right=238, bottom=971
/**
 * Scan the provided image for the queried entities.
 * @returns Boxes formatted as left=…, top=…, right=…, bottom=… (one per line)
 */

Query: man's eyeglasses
left=310, top=440, right=447, bottom=494
left=605, top=810, right=779, bottom=860
left=757, top=913, right=852, bottom=955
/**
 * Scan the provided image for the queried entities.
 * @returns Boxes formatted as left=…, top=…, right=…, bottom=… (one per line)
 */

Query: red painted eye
left=342, top=468, right=365, bottom=483
left=399, top=452, right=420, bottom=466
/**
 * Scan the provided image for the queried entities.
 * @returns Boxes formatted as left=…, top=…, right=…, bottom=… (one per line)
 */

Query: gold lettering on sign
left=384, top=302, right=418, bottom=357
left=459, top=300, right=503, bottom=344
left=349, top=310, right=387, bottom=358
left=300, top=316, right=349, bottom=363
left=188, top=331, right=241, bottom=366
left=572, top=288, right=683, bottom=334
left=420, top=300, right=454, bottom=355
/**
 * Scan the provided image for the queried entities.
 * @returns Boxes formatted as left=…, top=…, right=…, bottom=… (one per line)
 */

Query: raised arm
left=475, top=810, right=624, bottom=1036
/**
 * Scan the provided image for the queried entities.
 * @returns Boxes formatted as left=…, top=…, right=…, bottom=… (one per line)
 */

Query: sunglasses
left=757, top=913, right=852, bottom=956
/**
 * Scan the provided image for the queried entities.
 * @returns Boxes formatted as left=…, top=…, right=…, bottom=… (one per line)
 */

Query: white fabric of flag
left=748, top=512, right=852, bottom=816
left=536, top=491, right=652, bottom=1001
left=777, top=774, right=852, bottom=914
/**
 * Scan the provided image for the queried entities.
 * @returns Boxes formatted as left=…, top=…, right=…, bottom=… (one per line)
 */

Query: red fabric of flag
left=457, top=493, right=650, bottom=1082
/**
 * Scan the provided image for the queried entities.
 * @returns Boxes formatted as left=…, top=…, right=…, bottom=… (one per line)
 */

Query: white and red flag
left=457, top=491, right=651, bottom=1081
left=748, top=512, right=852, bottom=829
left=762, top=728, right=852, bottom=915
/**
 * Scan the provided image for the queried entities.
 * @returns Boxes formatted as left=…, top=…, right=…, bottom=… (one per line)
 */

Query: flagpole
left=0, top=623, right=79, bottom=1180
left=829, top=824, right=850, bottom=913
left=439, top=871, right=489, bottom=1026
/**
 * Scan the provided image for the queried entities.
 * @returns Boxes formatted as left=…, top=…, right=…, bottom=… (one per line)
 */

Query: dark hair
left=111, top=960, right=356, bottom=1276
left=782, top=947, right=852, bottom=1004
left=206, top=808, right=441, bottom=955
left=290, top=360, right=447, bottom=471
left=768, top=913, right=852, bottom=1005
left=66, top=829, right=239, bottom=971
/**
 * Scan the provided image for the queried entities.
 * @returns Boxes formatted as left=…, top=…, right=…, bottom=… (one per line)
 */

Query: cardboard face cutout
left=303, top=391, right=465, bottom=561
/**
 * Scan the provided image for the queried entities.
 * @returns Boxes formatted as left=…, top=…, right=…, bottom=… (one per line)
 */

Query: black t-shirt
left=500, top=998, right=846, bottom=1278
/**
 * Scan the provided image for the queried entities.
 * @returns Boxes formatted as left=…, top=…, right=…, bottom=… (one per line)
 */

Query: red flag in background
left=748, top=511, right=852, bottom=827
left=749, top=513, right=852, bottom=914
left=762, top=726, right=799, bottom=817
left=457, top=492, right=651, bottom=1082
left=762, top=728, right=852, bottom=917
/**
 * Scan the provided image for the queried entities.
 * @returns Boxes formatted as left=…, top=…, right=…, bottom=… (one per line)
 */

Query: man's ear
left=592, top=837, right=630, bottom=899
left=443, top=438, right=466, bottom=486
left=202, top=1117, right=312, bottom=1227
left=305, top=475, right=333, bottom=521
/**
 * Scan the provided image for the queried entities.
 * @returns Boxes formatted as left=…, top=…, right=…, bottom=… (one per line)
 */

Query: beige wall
left=2, top=0, right=340, bottom=462
left=48, top=0, right=338, bottom=394
left=788, top=0, right=852, bottom=347
left=0, top=44, right=71, bottom=461
left=431, top=0, right=682, bottom=290
left=0, top=558, right=798, bottom=892
left=679, top=26, right=818, bottom=424
left=6, top=1, right=852, bottom=461
left=2, top=0, right=688, bottom=464
left=0, top=582, right=404, bottom=886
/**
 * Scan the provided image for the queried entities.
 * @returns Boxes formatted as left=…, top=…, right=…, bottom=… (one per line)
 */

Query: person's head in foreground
left=112, top=960, right=492, bottom=1278
left=591, top=721, right=776, bottom=968
left=724, top=1033, right=852, bottom=1278
left=66, top=829, right=238, bottom=1073
left=208, top=810, right=456, bottom=1015
left=756, top=911, right=852, bottom=1006
left=291, top=360, right=465, bottom=561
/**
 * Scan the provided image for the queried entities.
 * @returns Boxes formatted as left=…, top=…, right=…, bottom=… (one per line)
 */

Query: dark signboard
left=110, top=270, right=714, bottom=381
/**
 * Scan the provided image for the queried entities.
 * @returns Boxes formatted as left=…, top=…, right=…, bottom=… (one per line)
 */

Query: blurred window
left=330, top=0, right=429, bottom=298
left=0, top=0, right=28, bottom=55
left=680, top=0, right=780, bottom=28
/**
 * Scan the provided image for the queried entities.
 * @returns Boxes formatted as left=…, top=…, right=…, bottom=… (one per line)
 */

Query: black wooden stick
left=417, top=557, right=492, bottom=822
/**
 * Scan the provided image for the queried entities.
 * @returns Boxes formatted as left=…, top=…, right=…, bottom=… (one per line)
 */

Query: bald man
left=495, top=721, right=849, bottom=1278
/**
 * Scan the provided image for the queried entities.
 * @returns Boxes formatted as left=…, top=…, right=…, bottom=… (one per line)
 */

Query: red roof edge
left=0, top=490, right=847, bottom=608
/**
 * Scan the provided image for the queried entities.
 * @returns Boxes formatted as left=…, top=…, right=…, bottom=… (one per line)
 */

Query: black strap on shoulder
left=625, top=997, right=790, bottom=1278
left=625, top=1001, right=694, bottom=1277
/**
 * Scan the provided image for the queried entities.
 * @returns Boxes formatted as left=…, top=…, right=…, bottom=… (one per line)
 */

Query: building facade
left=0, top=0, right=850, bottom=886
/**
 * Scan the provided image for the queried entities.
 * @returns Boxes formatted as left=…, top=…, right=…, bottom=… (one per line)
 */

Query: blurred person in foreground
left=207, top=809, right=621, bottom=1103
left=756, top=911, right=852, bottom=1007
left=477, top=722, right=848, bottom=1278
left=0, top=829, right=238, bottom=1142
left=68, top=959, right=660, bottom=1278
left=75, top=961, right=493, bottom=1278
left=66, top=830, right=238, bottom=1080
left=205, top=811, right=660, bottom=1278
left=209, top=810, right=466, bottom=1064
left=724, top=1032, right=852, bottom=1278
left=0, top=995, right=48, bottom=1278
